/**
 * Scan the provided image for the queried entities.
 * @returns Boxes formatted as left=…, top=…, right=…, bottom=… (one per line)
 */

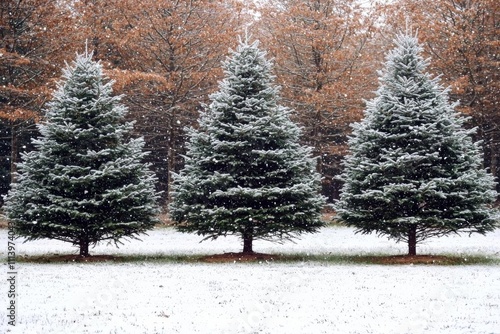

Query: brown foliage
left=257, top=0, right=381, bottom=200
left=0, top=0, right=78, bottom=122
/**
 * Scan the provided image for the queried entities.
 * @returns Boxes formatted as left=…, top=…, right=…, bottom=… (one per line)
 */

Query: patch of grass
left=12, top=253, right=201, bottom=264
left=156, top=212, right=175, bottom=227
left=302, top=254, right=500, bottom=265
left=0, top=215, right=8, bottom=229
left=9, top=252, right=499, bottom=265
left=321, top=212, right=347, bottom=227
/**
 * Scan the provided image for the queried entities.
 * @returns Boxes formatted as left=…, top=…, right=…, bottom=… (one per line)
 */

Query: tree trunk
left=79, top=239, right=90, bottom=257
left=10, top=124, right=18, bottom=183
left=408, top=225, right=417, bottom=256
left=166, top=112, right=178, bottom=205
left=167, top=145, right=175, bottom=204
left=242, top=233, right=253, bottom=254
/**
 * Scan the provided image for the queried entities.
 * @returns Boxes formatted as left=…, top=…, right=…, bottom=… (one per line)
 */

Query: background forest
left=1, top=0, right=498, bottom=206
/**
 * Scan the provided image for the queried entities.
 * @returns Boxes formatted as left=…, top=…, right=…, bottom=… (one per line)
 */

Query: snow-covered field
left=1, top=227, right=499, bottom=334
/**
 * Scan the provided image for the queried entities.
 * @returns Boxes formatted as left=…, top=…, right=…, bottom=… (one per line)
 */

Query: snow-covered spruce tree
left=169, top=38, right=325, bottom=254
left=4, top=51, right=160, bottom=256
left=334, top=34, right=498, bottom=256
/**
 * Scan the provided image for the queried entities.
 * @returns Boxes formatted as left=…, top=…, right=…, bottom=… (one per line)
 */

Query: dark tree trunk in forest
left=10, top=124, right=18, bottom=183
left=79, top=239, right=90, bottom=257
left=242, top=233, right=253, bottom=254
left=408, top=225, right=417, bottom=256
left=167, top=145, right=175, bottom=204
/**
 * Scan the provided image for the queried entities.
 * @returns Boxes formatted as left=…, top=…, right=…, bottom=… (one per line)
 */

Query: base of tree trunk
left=408, top=225, right=417, bottom=256
left=242, top=234, right=253, bottom=254
left=79, top=240, right=90, bottom=257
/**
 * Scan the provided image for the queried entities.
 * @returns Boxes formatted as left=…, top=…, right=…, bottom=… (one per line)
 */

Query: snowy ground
left=1, top=227, right=499, bottom=334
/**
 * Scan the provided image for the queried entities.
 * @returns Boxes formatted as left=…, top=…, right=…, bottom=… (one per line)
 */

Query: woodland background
left=1, top=0, right=498, bottom=205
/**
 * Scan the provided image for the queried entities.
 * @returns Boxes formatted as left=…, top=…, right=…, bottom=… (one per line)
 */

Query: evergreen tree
left=335, top=34, right=498, bottom=256
left=169, top=38, right=325, bottom=253
left=4, top=52, right=160, bottom=256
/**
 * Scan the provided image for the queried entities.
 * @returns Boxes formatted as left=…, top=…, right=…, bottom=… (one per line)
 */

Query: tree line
left=4, top=33, right=495, bottom=257
left=1, top=0, right=499, bottom=205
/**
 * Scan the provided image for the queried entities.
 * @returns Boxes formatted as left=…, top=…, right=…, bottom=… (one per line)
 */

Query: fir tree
left=335, top=34, right=498, bottom=256
left=169, top=38, right=325, bottom=253
left=4, top=51, right=160, bottom=256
